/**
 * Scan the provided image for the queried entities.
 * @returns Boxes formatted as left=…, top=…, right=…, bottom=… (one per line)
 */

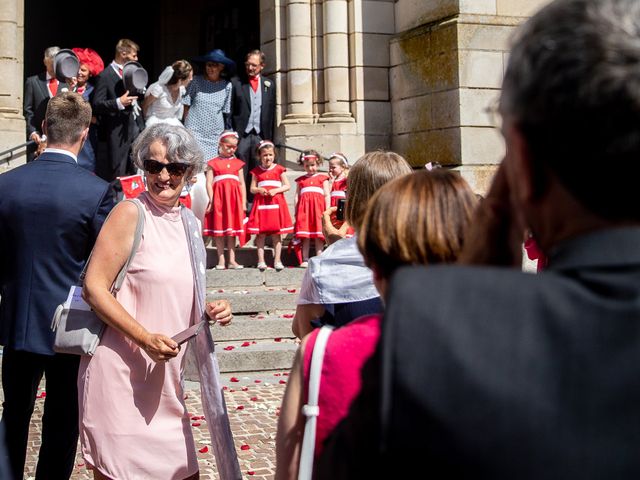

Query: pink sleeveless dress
left=302, top=314, right=382, bottom=456
left=78, top=192, right=198, bottom=479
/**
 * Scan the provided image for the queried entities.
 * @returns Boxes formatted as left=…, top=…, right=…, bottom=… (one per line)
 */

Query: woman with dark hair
left=143, top=59, right=193, bottom=127
left=276, top=169, right=479, bottom=479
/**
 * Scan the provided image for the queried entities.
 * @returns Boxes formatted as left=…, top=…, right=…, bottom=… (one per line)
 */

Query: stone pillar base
left=319, top=112, right=354, bottom=123
left=281, top=114, right=317, bottom=125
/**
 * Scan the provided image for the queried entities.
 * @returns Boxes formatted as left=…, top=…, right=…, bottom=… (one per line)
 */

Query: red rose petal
left=241, top=387, right=249, bottom=391
left=257, top=315, right=265, bottom=319
left=250, top=396, right=259, bottom=401
left=198, top=445, right=209, bottom=453
left=283, top=372, right=289, bottom=376
left=251, top=341, right=257, bottom=344
left=241, top=342, right=251, bottom=347
left=223, top=346, right=235, bottom=351
left=247, top=471, right=255, bottom=476
left=287, top=288, right=297, bottom=293
left=229, top=389, right=235, bottom=392
left=77, top=462, right=85, bottom=467
left=191, top=422, right=201, bottom=427
left=217, top=289, right=225, bottom=293
left=281, top=313, right=294, bottom=318
left=279, top=380, right=287, bottom=384
left=274, top=373, right=281, bottom=377
left=236, top=405, right=244, bottom=410
left=276, top=408, right=281, bottom=417
left=254, top=379, right=262, bottom=383
left=274, top=337, right=282, bottom=342
left=240, top=444, right=250, bottom=451
left=230, top=377, right=239, bottom=382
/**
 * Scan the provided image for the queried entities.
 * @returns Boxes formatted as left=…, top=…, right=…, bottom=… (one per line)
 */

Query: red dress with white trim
left=203, top=157, right=246, bottom=237
left=329, top=175, right=347, bottom=208
left=295, top=173, right=329, bottom=239
left=247, top=164, right=294, bottom=235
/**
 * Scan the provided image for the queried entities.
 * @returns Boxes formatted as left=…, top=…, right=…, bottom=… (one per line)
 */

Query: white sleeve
left=297, top=268, right=321, bottom=305
left=146, top=82, right=162, bottom=98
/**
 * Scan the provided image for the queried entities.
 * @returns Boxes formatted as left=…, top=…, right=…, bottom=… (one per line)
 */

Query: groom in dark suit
left=231, top=50, right=277, bottom=205
left=23, top=46, right=67, bottom=162
left=0, top=92, right=112, bottom=479
left=317, top=0, right=640, bottom=478
left=92, top=38, right=144, bottom=195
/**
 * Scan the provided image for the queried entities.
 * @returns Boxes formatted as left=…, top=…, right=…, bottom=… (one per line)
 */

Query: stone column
left=320, top=0, right=353, bottom=122
left=0, top=0, right=26, bottom=171
left=283, top=0, right=315, bottom=123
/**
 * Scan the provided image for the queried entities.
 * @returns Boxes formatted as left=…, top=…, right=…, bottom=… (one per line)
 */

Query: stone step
left=205, top=245, right=318, bottom=269
left=207, top=286, right=300, bottom=314
left=206, top=266, right=306, bottom=287
left=184, top=338, right=298, bottom=379
left=211, top=314, right=294, bottom=342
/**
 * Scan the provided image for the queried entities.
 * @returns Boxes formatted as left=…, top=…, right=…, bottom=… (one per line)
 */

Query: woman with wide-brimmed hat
left=183, top=49, right=236, bottom=226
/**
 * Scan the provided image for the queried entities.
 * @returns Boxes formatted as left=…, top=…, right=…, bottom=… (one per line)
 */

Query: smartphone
left=172, top=320, right=207, bottom=346
left=336, top=198, right=346, bottom=221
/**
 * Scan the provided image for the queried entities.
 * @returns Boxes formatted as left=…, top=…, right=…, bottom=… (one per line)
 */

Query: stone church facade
left=0, top=0, right=548, bottom=191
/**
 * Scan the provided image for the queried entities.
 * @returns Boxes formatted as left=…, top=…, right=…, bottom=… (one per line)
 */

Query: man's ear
left=41, top=120, right=47, bottom=136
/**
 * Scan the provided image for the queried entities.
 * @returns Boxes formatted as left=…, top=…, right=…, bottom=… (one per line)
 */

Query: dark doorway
left=24, top=0, right=260, bottom=83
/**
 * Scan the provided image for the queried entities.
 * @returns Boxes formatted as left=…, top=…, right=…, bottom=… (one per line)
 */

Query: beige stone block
left=459, top=0, right=496, bottom=15
left=459, top=50, right=503, bottom=88
left=0, top=22, right=17, bottom=58
left=288, top=69, right=313, bottom=90
left=459, top=88, right=501, bottom=127
left=348, top=0, right=363, bottom=33
left=324, top=68, right=351, bottom=105
left=349, top=32, right=364, bottom=66
left=349, top=65, right=364, bottom=101
left=0, top=62, right=21, bottom=104
left=361, top=33, right=391, bottom=67
left=361, top=67, right=389, bottom=101
left=460, top=126, right=505, bottom=165
left=324, top=0, right=349, bottom=33
left=392, top=94, right=432, bottom=135
left=362, top=1, right=395, bottom=34
left=361, top=101, right=391, bottom=135
left=288, top=40, right=313, bottom=68
left=287, top=2, right=312, bottom=36
left=389, top=48, right=458, bottom=98
left=0, top=0, right=17, bottom=22
left=363, top=134, right=391, bottom=152
left=454, top=164, right=498, bottom=195
left=457, top=22, right=516, bottom=51
left=324, top=33, right=350, bottom=67
left=260, top=0, right=275, bottom=13
left=394, top=0, right=457, bottom=33
left=392, top=21, right=457, bottom=67
left=392, top=128, right=461, bottom=167
left=431, top=89, right=461, bottom=129
left=497, top=0, right=550, bottom=17
left=261, top=7, right=277, bottom=44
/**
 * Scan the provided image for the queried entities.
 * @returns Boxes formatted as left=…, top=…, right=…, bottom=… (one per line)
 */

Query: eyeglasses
left=143, top=159, right=189, bottom=177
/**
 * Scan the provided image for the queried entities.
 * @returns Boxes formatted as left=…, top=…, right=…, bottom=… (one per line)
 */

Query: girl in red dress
left=247, top=141, right=293, bottom=271
left=328, top=152, right=349, bottom=208
left=203, top=131, right=247, bottom=269
left=294, top=150, right=330, bottom=267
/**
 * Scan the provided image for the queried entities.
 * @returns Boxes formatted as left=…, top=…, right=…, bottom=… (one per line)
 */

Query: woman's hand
left=206, top=300, right=233, bottom=326
left=321, top=207, right=347, bottom=245
left=140, top=332, right=179, bottom=363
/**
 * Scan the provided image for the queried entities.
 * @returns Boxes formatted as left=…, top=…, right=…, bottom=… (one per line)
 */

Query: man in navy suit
left=317, top=0, right=640, bottom=478
left=231, top=50, right=277, bottom=205
left=0, top=92, right=112, bottom=479
left=92, top=38, right=144, bottom=196
left=23, top=46, right=66, bottom=162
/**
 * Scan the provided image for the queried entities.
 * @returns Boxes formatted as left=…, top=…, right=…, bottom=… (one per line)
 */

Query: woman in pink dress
left=204, top=131, right=247, bottom=269
left=79, top=124, right=237, bottom=480
left=275, top=169, right=479, bottom=479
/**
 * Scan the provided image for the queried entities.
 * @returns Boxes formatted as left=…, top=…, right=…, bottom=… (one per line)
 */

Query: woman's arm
left=321, top=207, right=350, bottom=245
left=275, top=337, right=308, bottom=480
left=323, top=179, right=331, bottom=209
left=294, top=183, right=300, bottom=212
left=238, top=172, right=247, bottom=211
left=142, top=93, right=158, bottom=117
left=292, top=303, right=325, bottom=339
left=82, top=201, right=179, bottom=362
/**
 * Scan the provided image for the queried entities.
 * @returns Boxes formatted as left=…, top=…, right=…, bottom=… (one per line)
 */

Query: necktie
left=249, top=76, right=259, bottom=92
left=118, top=67, right=123, bottom=77
left=49, top=78, right=58, bottom=97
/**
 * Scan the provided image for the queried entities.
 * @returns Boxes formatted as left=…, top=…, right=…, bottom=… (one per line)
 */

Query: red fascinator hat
left=71, top=48, right=104, bottom=77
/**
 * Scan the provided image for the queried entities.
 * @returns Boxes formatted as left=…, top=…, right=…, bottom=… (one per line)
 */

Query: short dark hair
left=500, top=0, right=640, bottom=221
left=246, top=50, right=266, bottom=64
left=45, top=92, right=91, bottom=145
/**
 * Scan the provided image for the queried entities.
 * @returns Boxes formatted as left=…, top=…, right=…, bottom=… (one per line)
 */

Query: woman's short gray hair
left=131, top=124, right=204, bottom=174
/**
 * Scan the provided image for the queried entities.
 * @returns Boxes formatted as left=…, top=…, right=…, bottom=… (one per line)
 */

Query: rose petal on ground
left=287, top=289, right=297, bottom=293
left=223, top=386, right=228, bottom=391
left=230, top=377, right=239, bottom=382
left=223, top=346, right=235, bottom=351
left=217, top=289, right=225, bottom=293
left=250, top=397, right=259, bottom=402
left=236, top=405, right=245, bottom=410
left=247, top=471, right=255, bottom=476
left=241, top=386, right=249, bottom=391
left=241, top=342, right=251, bottom=347
left=229, top=389, right=235, bottom=393
left=274, top=373, right=281, bottom=376
left=257, top=315, right=265, bottom=319
left=191, top=422, right=201, bottom=427
left=281, top=313, right=294, bottom=318
left=198, top=445, right=209, bottom=453
left=283, top=372, right=289, bottom=376
left=240, top=444, right=250, bottom=451
left=274, top=338, right=282, bottom=342
left=254, top=379, right=262, bottom=384
left=279, top=380, right=287, bottom=384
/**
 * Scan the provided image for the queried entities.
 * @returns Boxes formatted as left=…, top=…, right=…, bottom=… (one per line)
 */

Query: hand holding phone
left=336, top=198, right=346, bottom=221
left=171, top=321, right=207, bottom=346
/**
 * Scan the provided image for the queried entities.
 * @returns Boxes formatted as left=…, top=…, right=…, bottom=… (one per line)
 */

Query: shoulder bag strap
left=79, top=199, right=145, bottom=293
left=298, top=325, right=334, bottom=480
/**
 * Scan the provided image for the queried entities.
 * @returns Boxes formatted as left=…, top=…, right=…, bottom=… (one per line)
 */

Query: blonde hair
left=358, top=169, right=478, bottom=279
left=115, top=38, right=139, bottom=57
left=345, top=150, right=412, bottom=232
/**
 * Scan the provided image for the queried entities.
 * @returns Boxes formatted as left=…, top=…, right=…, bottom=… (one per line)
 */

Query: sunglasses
left=143, top=159, right=189, bottom=177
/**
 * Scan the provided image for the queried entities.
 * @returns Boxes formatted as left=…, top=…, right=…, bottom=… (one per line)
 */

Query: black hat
left=53, top=49, right=79, bottom=82
left=192, top=49, right=235, bottom=70
left=122, top=61, right=148, bottom=95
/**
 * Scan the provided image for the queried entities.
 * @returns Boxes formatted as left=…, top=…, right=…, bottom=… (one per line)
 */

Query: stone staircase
left=185, top=246, right=305, bottom=380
